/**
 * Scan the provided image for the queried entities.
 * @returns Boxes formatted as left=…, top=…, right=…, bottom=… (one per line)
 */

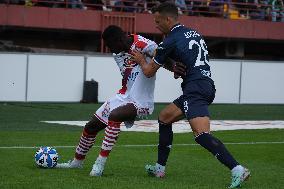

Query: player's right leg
left=90, top=102, right=138, bottom=176
left=56, top=116, right=107, bottom=168
left=90, top=120, right=122, bottom=176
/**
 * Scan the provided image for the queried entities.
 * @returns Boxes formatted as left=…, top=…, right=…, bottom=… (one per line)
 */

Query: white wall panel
left=154, top=68, right=182, bottom=103
left=27, top=55, right=84, bottom=102
left=210, top=60, right=241, bottom=103
left=1, top=53, right=284, bottom=104
left=240, top=61, right=284, bottom=104
left=0, top=54, right=27, bottom=101
left=86, top=56, right=122, bottom=102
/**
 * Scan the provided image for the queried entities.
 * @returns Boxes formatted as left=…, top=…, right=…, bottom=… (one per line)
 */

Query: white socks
left=231, top=165, right=244, bottom=173
left=96, top=155, right=107, bottom=164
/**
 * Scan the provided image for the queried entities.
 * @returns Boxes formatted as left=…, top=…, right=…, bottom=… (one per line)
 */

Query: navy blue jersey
left=153, top=24, right=213, bottom=88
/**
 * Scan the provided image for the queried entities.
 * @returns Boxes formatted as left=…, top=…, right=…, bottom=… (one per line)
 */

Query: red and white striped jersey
left=113, top=34, right=158, bottom=113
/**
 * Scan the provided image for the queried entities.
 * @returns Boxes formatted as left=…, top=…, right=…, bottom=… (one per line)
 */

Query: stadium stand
left=1, top=0, right=283, bottom=21
left=0, top=0, right=283, bottom=59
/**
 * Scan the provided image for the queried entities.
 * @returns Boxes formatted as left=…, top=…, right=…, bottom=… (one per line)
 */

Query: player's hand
left=173, top=62, right=186, bottom=79
left=130, top=50, right=146, bottom=65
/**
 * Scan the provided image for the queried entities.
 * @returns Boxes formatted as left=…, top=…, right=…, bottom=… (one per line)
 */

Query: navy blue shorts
left=173, top=79, right=216, bottom=120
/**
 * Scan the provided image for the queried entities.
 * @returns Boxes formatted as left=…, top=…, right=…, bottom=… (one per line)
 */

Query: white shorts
left=95, top=95, right=151, bottom=127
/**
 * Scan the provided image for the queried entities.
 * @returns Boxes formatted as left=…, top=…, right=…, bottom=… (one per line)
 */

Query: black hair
left=102, top=25, right=125, bottom=41
left=152, top=2, right=178, bottom=19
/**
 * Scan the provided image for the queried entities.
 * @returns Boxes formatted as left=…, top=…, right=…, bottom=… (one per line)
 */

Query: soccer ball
left=34, top=146, right=59, bottom=168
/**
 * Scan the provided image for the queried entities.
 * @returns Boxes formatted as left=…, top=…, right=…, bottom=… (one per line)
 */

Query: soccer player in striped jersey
left=56, top=25, right=185, bottom=177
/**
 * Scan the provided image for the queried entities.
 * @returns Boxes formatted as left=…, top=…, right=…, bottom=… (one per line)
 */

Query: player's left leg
left=145, top=102, right=184, bottom=178
left=90, top=103, right=137, bottom=176
left=190, top=116, right=240, bottom=170
left=190, top=117, right=250, bottom=188
left=186, top=79, right=249, bottom=187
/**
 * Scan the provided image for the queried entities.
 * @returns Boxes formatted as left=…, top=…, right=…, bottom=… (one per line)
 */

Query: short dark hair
left=152, top=2, right=178, bottom=19
left=102, top=25, right=125, bottom=42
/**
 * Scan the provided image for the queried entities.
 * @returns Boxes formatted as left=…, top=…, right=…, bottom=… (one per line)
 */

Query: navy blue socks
left=195, top=132, right=239, bottom=170
left=157, top=120, right=173, bottom=166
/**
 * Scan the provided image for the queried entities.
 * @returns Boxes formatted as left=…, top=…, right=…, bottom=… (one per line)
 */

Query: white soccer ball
left=34, top=146, right=59, bottom=168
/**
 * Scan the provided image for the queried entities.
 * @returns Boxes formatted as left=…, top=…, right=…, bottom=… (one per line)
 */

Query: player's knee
left=158, top=113, right=172, bottom=124
left=158, top=105, right=180, bottom=124
left=108, top=111, right=120, bottom=122
left=84, top=116, right=106, bottom=134
left=159, top=110, right=169, bottom=122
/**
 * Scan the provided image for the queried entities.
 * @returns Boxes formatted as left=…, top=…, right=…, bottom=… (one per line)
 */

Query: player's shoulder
left=134, top=34, right=155, bottom=44
left=160, top=32, right=176, bottom=48
left=131, top=34, right=156, bottom=51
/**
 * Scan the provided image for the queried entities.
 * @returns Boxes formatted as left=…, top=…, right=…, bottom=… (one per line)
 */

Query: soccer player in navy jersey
left=131, top=2, right=250, bottom=188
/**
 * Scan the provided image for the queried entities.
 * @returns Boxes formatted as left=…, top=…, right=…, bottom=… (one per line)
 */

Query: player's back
left=165, top=25, right=213, bottom=84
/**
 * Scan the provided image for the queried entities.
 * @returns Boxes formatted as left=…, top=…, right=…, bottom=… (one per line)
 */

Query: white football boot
left=89, top=156, right=107, bottom=176
left=56, top=159, right=83, bottom=169
left=228, top=165, right=250, bottom=188
left=145, top=163, right=166, bottom=178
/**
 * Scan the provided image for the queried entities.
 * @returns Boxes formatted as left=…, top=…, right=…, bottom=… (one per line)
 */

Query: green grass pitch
left=0, top=103, right=284, bottom=189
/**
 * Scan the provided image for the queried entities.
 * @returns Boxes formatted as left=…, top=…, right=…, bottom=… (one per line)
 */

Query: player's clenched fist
left=173, top=62, right=186, bottom=79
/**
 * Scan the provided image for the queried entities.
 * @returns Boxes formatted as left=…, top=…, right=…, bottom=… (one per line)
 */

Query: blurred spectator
left=268, top=0, right=284, bottom=21
left=112, top=0, right=125, bottom=11
left=248, top=0, right=265, bottom=19
left=147, top=0, right=161, bottom=12
left=186, top=0, right=194, bottom=15
left=135, top=0, right=148, bottom=13
left=25, top=0, right=35, bottom=6
left=102, top=0, right=112, bottom=11
left=1, top=0, right=20, bottom=4
left=236, top=0, right=250, bottom=18
left=67, top=0, right=87, bottom=9
left=191, top=0, right=211, bottom=16
left=34, top=0, right=65, bottom=8
left=86, top=0, right=103, bottom=10
left=258, top=0, right=269, bottom=20
left=208, top=0, right=227, bottom=17
left=112, top=0, right=145, bottom=12
left=123, top=0, right=138, bottom=12
left=175, top=0, right=187, bottom=14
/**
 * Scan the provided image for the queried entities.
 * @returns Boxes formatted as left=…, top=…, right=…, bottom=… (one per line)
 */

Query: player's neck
left=170, top=22, right=180, bottom=30
left=126, top=36, right=134, bottom=51
left=165, top=21, right=180, bottom=35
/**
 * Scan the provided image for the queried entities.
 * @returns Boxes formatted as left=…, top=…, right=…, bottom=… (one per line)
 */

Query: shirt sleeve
left=141, top=40, right=158, bottom=58
left=153, top=37, right=175, bottom=66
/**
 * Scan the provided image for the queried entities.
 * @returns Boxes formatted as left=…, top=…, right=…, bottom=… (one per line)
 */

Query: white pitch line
left=42, top=120, right=284, bottom=133
left=0, top=141, right=284, bottom=149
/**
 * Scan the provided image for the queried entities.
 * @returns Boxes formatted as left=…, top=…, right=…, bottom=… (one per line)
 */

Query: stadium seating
left=1, top=0, right=283, bottom=22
